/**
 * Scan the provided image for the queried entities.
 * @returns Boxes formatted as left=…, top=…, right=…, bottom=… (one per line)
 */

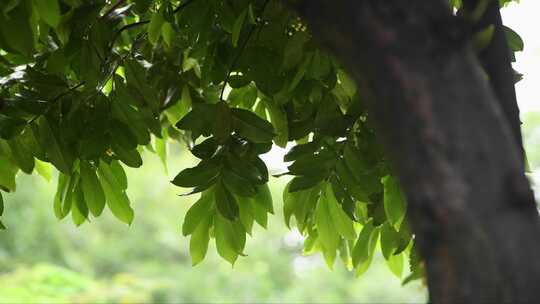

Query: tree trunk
left=292, top=0, right=540, bottom=302
left=461, top=0, right=524, bottom=156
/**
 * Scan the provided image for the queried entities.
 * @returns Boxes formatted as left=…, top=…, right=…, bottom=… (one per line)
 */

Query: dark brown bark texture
left=462, top=0, right=524, bottom=156
left=293, top=0, right=540, bottom=303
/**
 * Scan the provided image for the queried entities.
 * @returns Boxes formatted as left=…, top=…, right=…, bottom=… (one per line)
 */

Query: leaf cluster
left=0, top=0, right=523, bottom=282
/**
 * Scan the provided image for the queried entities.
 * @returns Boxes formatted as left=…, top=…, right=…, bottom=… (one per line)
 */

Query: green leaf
left=134, top=0, right=152, bottom=12
left=222, top=170, right=257, bottom=197
left=8, top=133, right=34, bottom=174
left=63, top=173, right=79, bottom=218
left=77, top=41, right=101, bottom=89
left=322, top=243, right=337, bottom=269
left=288, top=55, right=310, bottom=92
left=98, top=161, right=134, bottom=225
left=155, top=133, right=168, bottom=173
left=226, top=155, right=266, bottom=185
left=289, top=174, right=325, bottom=192
left=227, top=84, right=257, bottom=107
left=191, top=138, right=218, bottom=159
left=265, top=100, right=289, bottom=148
left=284, top=142, right=319, bottom=162
left=386, top=252, right=404, bottom=278
left=110, top=119, right=138, bottom=150
left=329, top=175, right=356, bottom=221
left=247, top=4, right=256, bottom=24
left=307, top=51, right=331, bottom=79
left=182, top=190, right=214, bottom=236
left=37, top=117, right=73, bottom=174
left=190, top=214, right=212, bottom=266
left=283, top=181, right=319, bottom=230
left=124, top=59, right=159, bottom=113
left=213, top=102, right=232, bottom=142
left=343, top=144, right=370, bottom=172
left=172, top=160, right=221, bottom=188
left=161, top=22, right=174, bottom=46
left=315, top=192, right=340, bottom=256
left=35, top=159, right=52, bottom=182
left=232, top=108, right=275, bottom=143
left=334, top=159, right=369, bottom=201
left=214, top=213, right=245, bottom=264
left=395, top=222, right=413, bottom=255
left=383, top=175, right=407, bottom=228
left=182, top=58, right=201, bottom=78
left=80, top=161, right=106, bottom=217
left=110, top=160, right=128, bottom=190
left=34, top=0, right=61, bottom=27
left=252, top=197, right=269, bottom=229
left=112, top=143, right=143, bottom=168
left=0, top=1, right=34, bottom=56
left=352, top=220, right=375, bottom=268
left=338, top=239, right=351, bottom=268
left=337, top=69, right=357, bottom=98
left=403, top=243, right=425, bottom=285
left=355, top=226, right=380, bottom=276
left=175, top=103, right=217, bottom=136
left=505, top=26, right=524, bottom=52
left=287, top=151, right=334, bottom=176
left=215, top=181, right=239, bottom=220
left=253, top=184, right=273, bottom=214
left=324, top=183, right=356, bottom=240
left=237, top=195, right=255, bottom=234
left=53, top=173, right=70, bottom=219
left=148, top=11, right=165, bottom=45
left=111, top=88, right=151, bottom=145
left=0, top=114, right=26, bottom=140
left=380, top=222, right=400, bottom=259
left=228, top=74, right=251, bottom=88
left=71, top=181, right=88, bottom=226
left=303, top=230, right=318, bottom=254
left=232, top=9, right=247, bottom=48
left=0, top=155, right=18, bottom=192
left=282, top=31, right=309, bottom=70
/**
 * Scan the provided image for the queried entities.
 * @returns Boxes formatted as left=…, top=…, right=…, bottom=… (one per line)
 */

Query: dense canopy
left=0, top=0, right=526, bottom=291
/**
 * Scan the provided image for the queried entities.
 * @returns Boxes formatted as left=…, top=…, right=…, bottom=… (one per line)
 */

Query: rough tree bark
left=293, top=0, right=540, bottom=303
left=462, top=0, right=524, bottom=155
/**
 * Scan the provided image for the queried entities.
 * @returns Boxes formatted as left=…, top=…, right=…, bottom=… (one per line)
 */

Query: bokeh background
left=0, top=1, right=538, bottom=302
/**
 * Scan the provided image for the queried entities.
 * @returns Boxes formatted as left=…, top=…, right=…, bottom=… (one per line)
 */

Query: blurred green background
left=2, top=112, right=540, bottom=303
